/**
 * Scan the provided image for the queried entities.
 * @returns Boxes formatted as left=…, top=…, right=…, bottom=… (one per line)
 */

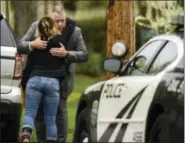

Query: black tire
left=148, top=114, right=170, bottom=143
left=1, top=123, right=20, bottom=142
left=73, top=108, right=91, bottom=143
left=1, top=113, right=21, bottom=142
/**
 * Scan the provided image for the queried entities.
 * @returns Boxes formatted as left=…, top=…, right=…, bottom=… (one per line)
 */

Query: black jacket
left=21, top=18, right=76, bottom=88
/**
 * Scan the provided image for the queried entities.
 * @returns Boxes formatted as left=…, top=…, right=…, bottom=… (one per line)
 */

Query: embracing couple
left=18, top=5, right=88, bottom=143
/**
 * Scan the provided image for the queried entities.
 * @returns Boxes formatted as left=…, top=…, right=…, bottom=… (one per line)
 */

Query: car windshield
left=0, top=18, right=15, bottom=47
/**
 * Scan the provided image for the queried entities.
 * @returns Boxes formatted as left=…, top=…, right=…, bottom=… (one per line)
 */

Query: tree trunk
left=63, top=1, right=77, bottom=12
left=11, top=1, right=37, bottom=41
left=177, top=0, right=184, bottom=8
left=135, top=1, right=147, bottom=17
left=44, top=0, right=48, bottom=15
left=53, top=0, right=57, bottom=6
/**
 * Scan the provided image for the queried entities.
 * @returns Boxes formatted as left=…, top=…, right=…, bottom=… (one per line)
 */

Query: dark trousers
left=35, top=96, right=68, bottom=143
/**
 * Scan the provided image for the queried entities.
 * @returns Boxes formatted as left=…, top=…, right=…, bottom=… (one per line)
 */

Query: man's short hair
left=52, top=5, right=65, bottom=13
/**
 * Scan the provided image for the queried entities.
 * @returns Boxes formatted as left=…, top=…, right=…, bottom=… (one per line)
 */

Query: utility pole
left=106, top=0, right=135, bottom=78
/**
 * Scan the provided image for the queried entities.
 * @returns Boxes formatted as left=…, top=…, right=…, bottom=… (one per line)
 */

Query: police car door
left=97, top=40, right=168, bottom=142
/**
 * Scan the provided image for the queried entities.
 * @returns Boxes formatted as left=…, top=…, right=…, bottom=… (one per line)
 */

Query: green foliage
left=76, top=52, right=104, bottom=76
left=75, top=17, right=106, bottom=76
left=77, top=1, right=107, bottom=10
left=135, top=1, right=184, bottom=34
left=77, top=17, right=106, bottom=53
left=135, top=16, right=152, bottom=29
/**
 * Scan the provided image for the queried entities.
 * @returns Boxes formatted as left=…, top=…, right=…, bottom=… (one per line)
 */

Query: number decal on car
left=133, top=131, right=143, bottom=142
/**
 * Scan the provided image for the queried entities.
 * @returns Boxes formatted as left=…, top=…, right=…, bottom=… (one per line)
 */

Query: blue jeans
left=22, top=76, right=60, bottom=140
left=35, top=96, right=68, bottom=143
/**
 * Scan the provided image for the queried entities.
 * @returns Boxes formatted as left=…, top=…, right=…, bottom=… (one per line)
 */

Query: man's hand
left=30, top=37, right=47, bottom=49
left=50, top=43, right=68, bottom=58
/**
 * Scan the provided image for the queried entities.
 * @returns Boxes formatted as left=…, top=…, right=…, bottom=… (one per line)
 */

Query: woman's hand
left=30, top=37, right=48, bottom=50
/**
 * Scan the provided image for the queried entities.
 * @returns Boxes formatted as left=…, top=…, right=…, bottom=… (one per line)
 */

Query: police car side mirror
left=103, top=58, right=121, bottom=73
left=132, top=55, right=147, bottom=69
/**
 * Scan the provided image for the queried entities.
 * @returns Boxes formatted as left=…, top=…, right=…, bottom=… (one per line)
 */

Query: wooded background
left=1, top=1, right=184, bottom=76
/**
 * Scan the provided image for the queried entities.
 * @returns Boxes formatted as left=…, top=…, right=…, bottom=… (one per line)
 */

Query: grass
left=20, top=75, right=105, bottom=142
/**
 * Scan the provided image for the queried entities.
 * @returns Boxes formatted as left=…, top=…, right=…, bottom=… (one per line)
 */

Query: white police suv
left=73, top=15, right=184, bottom=143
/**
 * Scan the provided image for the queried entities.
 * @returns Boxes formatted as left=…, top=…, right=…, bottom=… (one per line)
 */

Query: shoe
left=22, top=138, right=30, bottom=143
left=21, top=127, right=32, bottom=143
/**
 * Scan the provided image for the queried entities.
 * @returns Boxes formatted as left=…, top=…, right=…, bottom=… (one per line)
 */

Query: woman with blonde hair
left=20, top=16, right=76, bottom=143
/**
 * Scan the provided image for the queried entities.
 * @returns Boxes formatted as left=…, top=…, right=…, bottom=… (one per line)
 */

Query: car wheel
left=73, top=108, right=91, bottom=143
left=148, top=114, right=170, bottom=143
left=1, top=113, right=21, bottom=142
left=1, top=123, right=20, bottom=142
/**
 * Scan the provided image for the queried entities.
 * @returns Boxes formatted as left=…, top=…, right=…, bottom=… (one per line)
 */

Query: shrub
left=77, top=17, right=106, bottom=54
left=75, top=52, right=104, bottom=76
left=75, top=17, right=107, bottom=76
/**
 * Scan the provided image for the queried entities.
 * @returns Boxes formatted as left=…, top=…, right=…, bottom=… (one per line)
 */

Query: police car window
left=148, top=41, right=178, bottom=74
left=125, top=40, right=166, bottom=76
left=0, top=19, right=15, bottom=47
